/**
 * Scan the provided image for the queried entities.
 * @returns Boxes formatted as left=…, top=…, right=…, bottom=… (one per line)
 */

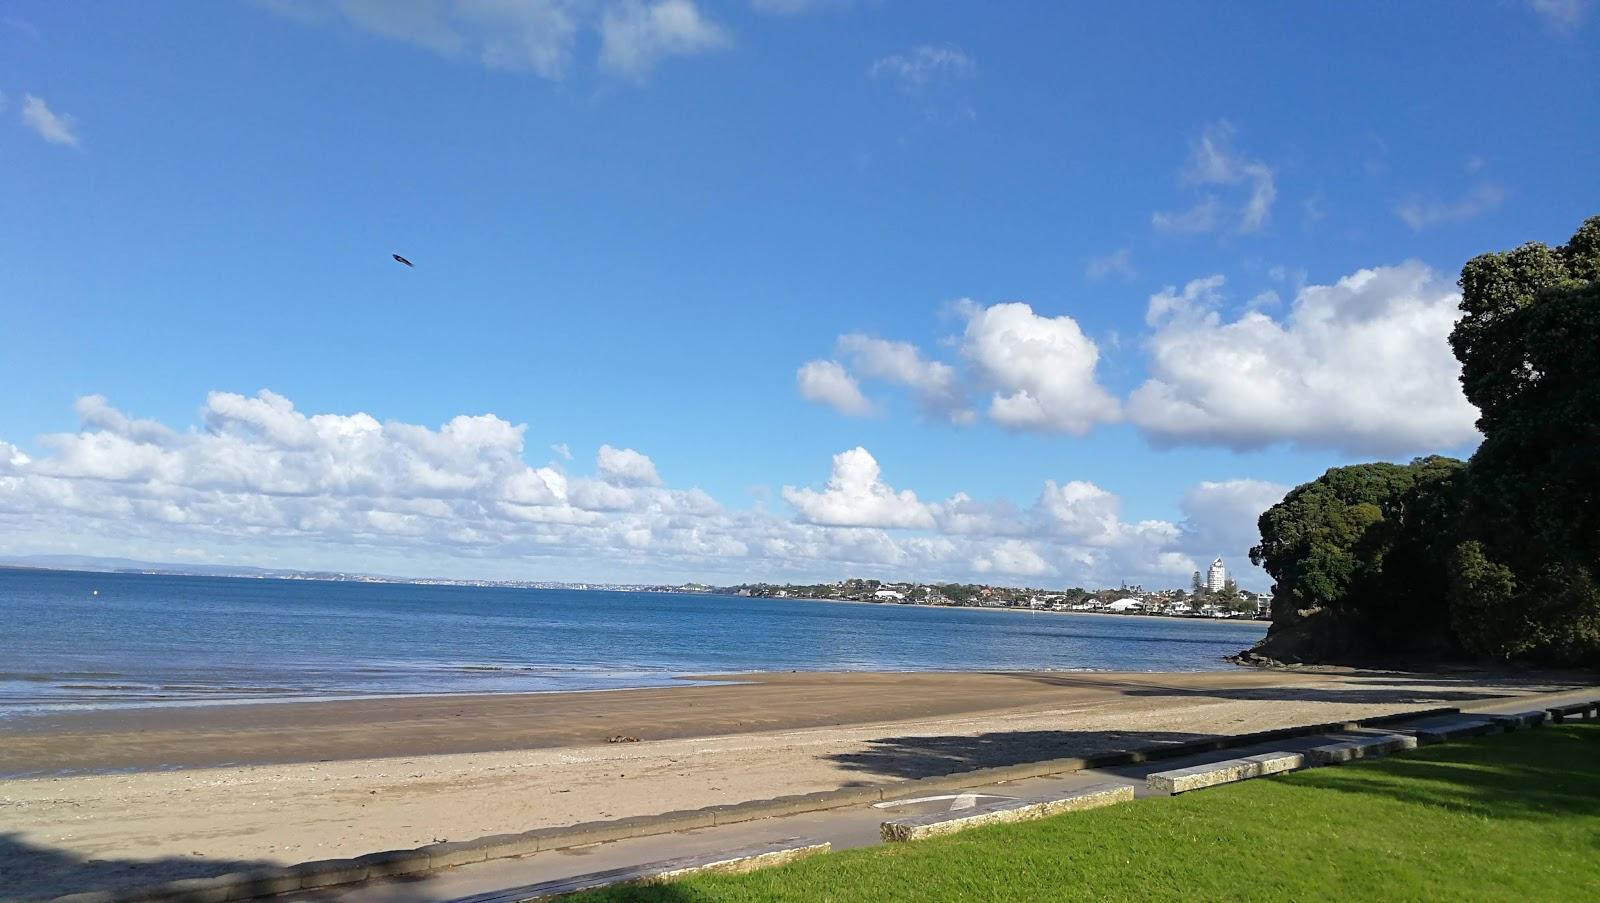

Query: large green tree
left=1248, top=216, right=1600, bottom=667
left=1248, top=456, right=1465, bottom=662
left=1445, top=219, right=1600, bottom=664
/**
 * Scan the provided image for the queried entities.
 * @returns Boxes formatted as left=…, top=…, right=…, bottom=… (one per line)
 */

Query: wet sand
left=0, top=669, right=1583, bottom=900
left=3, top=669, right=1344, bottom=777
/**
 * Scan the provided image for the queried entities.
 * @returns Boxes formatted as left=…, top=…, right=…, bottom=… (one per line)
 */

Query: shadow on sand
left=825, top=728, right=1208, bottom=780
left=0, top=833, right=280, bottom=902
left=1004, top=671, right=1555, bottom=706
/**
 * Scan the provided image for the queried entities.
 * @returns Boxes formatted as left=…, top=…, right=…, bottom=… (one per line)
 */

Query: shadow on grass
left=1280, top=724, right=1600, bottom=823
left=564, top=885, right=702, bottom=903
left=826, top=729, right=1206, bottom=780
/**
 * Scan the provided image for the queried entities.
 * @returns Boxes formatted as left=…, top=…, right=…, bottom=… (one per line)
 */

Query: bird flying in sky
left=392, top=254, right=413, bottom=267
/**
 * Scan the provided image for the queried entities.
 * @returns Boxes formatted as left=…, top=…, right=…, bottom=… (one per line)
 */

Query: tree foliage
left=1250, top=216, right=1600, bottom=667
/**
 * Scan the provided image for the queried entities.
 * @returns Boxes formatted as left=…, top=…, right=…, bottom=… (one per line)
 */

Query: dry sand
left=0, top=669, right=1579, bottom=899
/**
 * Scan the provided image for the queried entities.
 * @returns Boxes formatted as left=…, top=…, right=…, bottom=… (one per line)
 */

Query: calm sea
left=0, top=568, right=1265, bottom=715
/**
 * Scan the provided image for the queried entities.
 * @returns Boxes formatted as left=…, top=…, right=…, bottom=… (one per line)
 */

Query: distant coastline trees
left=1246, top=216, right=1600, bottom=668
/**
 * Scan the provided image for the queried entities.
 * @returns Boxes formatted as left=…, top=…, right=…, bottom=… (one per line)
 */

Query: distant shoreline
left=774, top=592, right=1268, bottom=625
left=0, top=564, right=1268, bottom=616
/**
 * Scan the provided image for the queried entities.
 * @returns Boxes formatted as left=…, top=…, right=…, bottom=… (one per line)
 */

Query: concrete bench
left=1548, top=701, right=1599, bottom=723
left=1146, top=752, right=1307, bottom=795
left=880, top=782, right=1133, bottom=842
left=1488, top=710, right=1548, bottom=730
left=1404, top=718, right=1501, bottom=744
left=444, top=838, right=830, bottom=903
left=1308, top=734, right=1418, bottom=764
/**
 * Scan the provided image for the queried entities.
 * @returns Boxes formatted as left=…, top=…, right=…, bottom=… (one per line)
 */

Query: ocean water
left=0, top=568, right=1266, bottom=714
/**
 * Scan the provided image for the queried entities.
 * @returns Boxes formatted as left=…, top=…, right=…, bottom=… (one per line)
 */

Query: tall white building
left=1206, top=557, right=1227, bottom=592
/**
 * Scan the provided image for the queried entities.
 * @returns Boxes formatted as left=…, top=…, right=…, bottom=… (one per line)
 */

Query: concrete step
left=1146, top=752, right=1307, bottom=795
left=443, top=838, right=830, bottom=903
left=1488, top=710, right=1549, bottom=730
left=880, top=782, right=1133, bottom=842
left=1402, top=719, right=1502, bottom=744
left=1308, top=733, right=1418, bottom=764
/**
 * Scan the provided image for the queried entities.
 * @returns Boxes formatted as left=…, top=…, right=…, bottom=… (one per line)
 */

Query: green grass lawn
left=572, top=723, right=1600, bottom=902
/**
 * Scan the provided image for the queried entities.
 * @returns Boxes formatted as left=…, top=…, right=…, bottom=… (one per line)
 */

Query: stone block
left=1308, top=734, right=1417, bottom=764
left=1146, top=752, right=1306, bottom=795
left=879, top=782, right=1133, bottom=842
left=1408, top=719, right=1500, bottom=744
left=1488, top=710, right=1548, bottom=730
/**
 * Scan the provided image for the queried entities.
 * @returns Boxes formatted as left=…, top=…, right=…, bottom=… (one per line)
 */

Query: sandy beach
left=0, top=669, right=1583, bottom=899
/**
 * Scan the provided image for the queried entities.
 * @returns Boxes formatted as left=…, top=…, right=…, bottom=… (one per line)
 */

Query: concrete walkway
left=281, top=688, right=1596, bottom=903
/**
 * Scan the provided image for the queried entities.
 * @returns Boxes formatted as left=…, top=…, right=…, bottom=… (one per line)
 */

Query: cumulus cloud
left=1176, top=479, right=1289, bottom=558
left=961, top=301, right=1121, bottom=435
left=599, top=0, right=729, bottom=78
left=973, top=540, right=1054, bottom=577
left=782, top=447, right=935, bottom=529
left=799, top=301, right=1116, bottom=434
left=596, top=444, right=663, bottom=486
left=262, top=0, right=724, bottom=80
left=1127, top=263, right=1481, bottom=455
left=1395, top=183, right=1506, bottom=231
left=20, top=94, right=79, bottom=146
left=869, top=44, right=975, bottom=93
left=1153, top=121, right=1275, bottom=234
left=836, top=334, right=969, bottom=422
left=796, top=359, right=876, bottom=417
left=1034, top=480, right=1125, bottom=546
left=0, top=392, right=1286, bottom=587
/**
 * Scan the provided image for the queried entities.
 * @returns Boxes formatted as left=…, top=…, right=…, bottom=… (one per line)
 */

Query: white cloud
left=1153, top=121, right=1275, bottom=234
left=796, top=359, right=876, bottom=417
left=782, top=447, right=935, bottom=529
left=0, top=392, right=1289, bottom=588
left=599, top=0, right=729, bottom=79
left=961, top=301, right=1121, bottom=435
left=1085, top=248, right=1137, bottom=281
left=869, top=44, right=974, bottom=93
left=1395, top=183, right=1506, bottom=231
left=750, top=0, right=850, bottom=13
left=596, top=444, right=663, bottom=486
left=1528, top=0, right=1589, bottom=31
left=836, top=334, right=969, bottom=422
left=1176, top=479, right=1288, bottom=559
left=800, top=301, right=1117, bottom=434
left=551, top=442, right=573, bottom=460
left=20, top=94, right=79, bottom=146
left=1034, top=480, right=1125, bottom=546
left=1127, top=262, right=1481, bottom=455
left=1152, top=198, right=1224, bottom=235
left=263, top=0, right=725, bottom=79
left=973, top=540, right=1054, bottom=578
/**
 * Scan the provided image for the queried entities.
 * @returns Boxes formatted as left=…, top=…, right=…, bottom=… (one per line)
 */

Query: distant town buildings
left=1206, top=557, right=1227, bottom=593
left=728, top=576, right=1270, bottom=621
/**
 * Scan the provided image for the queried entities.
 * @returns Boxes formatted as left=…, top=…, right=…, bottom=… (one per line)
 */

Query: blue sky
left=1, top=1, right=1596, bottom=588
